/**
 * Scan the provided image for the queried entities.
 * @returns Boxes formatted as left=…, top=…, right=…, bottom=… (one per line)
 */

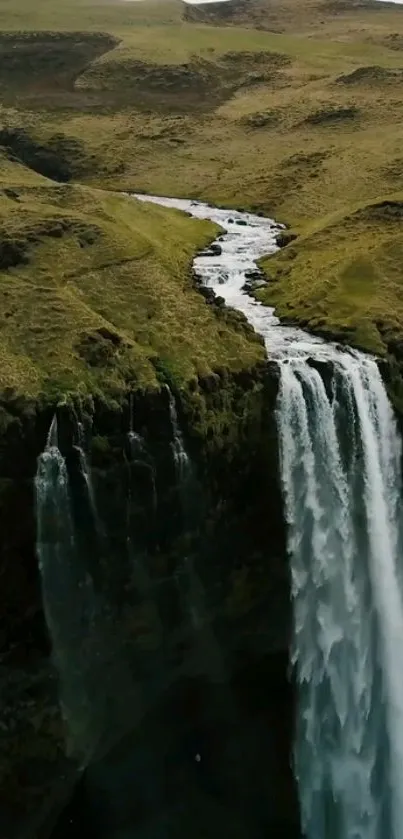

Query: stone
left=200, top=243, right=222, bottom=257
left=244, top=270, right=263, bottom=282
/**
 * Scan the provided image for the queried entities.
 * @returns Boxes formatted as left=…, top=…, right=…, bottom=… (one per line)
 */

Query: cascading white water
left=278, top=355, right=403, bottom=839
left=128, top=430, right=145, bottom=455
left=134, top=193, right=403, bottom=839
left=126, top=399, right=158, bottom=511
left=36, top=416, right=143, bottom=763
left=73, top=438, right=102, bottom=536
left=127, top=392, right=147, bottom=457
left=75, top=444, right=96, bottom=505
left=35, top=415, right=99, bottom=758
left=166, top=385, right=191, bottom=481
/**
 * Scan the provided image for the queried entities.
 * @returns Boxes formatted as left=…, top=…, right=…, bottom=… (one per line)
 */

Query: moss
left=91, top=434, right=111, bottom=455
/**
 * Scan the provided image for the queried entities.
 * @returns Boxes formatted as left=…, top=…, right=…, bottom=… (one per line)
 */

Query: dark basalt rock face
left=0, top=363, right=299, bottom=839
left=51, top=651, right=298, bottom=839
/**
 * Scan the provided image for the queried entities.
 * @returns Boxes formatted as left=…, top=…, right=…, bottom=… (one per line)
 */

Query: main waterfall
left=135, top=194, right=403, bottom=839
left=279, top=356, right=403, bottom=839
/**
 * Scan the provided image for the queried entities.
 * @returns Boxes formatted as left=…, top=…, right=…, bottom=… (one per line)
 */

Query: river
left=134, top=194, right=403, bottom=839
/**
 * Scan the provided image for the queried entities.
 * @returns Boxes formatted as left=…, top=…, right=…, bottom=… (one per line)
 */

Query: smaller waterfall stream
left=128, top=392, right=147, bottom=457
left=36, top=416, right=144, bottom=763
left=166, top=385, right=191, bottom=481
left=35, top=416, right=99, bottom=758
left=74, top=443, right=101, bottom=534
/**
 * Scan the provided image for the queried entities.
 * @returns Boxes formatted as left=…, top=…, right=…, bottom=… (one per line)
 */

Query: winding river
left=135, top=195, right=403, bottom=839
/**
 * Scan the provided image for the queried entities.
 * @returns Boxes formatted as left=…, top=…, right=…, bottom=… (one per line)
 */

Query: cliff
left=1, top=358, right=299, bottom=839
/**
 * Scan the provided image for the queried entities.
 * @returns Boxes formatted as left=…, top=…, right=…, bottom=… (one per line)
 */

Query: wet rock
left=199, top=287, right=216, bottom=304
left=242, top=279, right=267, bottom=293
left=244, top=270, right=264, bottom=283
left=235, top=219, right=247, bottom=226
left=200, top=243, right=222, bottom=257
left=307, top=357, right=334, bottom=399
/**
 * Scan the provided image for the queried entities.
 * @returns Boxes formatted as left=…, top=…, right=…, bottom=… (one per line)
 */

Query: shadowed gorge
left=1, top=356, right=296, bottom=838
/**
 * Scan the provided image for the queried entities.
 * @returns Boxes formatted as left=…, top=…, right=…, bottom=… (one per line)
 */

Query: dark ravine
left=1, top=350, right=298, bottom=837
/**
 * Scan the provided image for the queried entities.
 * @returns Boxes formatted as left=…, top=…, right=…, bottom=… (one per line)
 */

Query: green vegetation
left=0, top=185, right=263, bottom=399
left=1, top=0, right=403, bottom=388
left=258, top=195, right=403, bottom=356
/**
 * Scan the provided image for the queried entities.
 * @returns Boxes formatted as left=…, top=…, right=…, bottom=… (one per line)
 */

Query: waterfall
left=127, top=392, right=157, bottom=511
left=35, top=416, right=99, bottom=759
left=166, top=386, right=191, bottom=481
left=128, top=393, right=145, bottom=456
left=127, top=430, right=157, bottom=514
left=128, top=430, right=145, bottom=455
left=36, top=416, right=144, bottom=764
left=74, top=441, right=101, bottom=535
left=278, top=355, right=403, bottom=839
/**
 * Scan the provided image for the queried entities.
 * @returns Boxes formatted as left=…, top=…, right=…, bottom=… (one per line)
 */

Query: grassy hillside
left=258, top=194, right=403, bottom=356
left=0, top=184, right=263, bottom=400
left=1, top=0, right=403, bottom=374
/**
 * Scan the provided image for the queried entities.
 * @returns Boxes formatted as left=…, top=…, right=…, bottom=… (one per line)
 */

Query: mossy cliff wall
left=0, top=361, right=299, bottom=839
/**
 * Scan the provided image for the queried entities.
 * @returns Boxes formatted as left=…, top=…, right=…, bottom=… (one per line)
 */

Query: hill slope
left=0, top=183, right=263, bottom=401
left=258, top=193, right=403, bottom=360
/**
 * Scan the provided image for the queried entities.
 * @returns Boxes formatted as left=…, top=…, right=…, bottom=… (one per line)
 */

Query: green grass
left=0, top=0, right=184, bottom=32
left=0, top=185, right=263, bottom=399
left=258, top=194, right=403, bottom=357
